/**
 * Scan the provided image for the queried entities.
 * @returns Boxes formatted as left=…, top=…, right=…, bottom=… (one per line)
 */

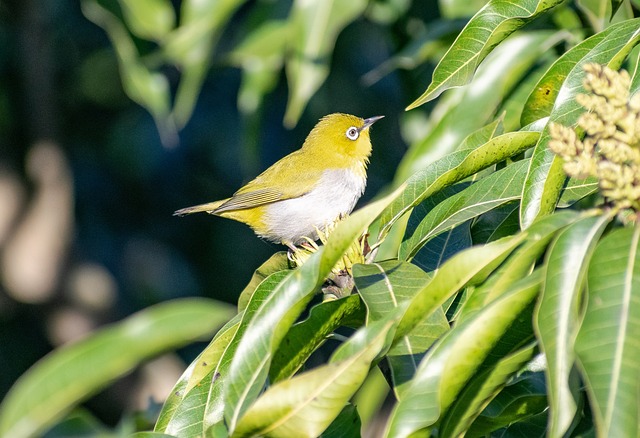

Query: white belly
left=262, top=168, right=366, bottom=244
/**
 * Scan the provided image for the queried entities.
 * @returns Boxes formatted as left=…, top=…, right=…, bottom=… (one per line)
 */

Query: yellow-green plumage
left=174, top=113, right=383, bottom=247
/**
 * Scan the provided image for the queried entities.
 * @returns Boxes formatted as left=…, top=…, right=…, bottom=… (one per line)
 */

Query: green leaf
left=238, top=252, right=290, bottom=312
left=471, top=202, right=520, bottom=245
left=283, top=0, right=367, bottom=127
left=117, top=0, right=176, bottom=41
left=521, top=25, right=613, bottom=126
left=229, top=20, right=290, bottom=114
left=467, top=371, right=548, bottom=437
left=457, top=116, right=505, bottom=151
left=400, top=159, right=530, bottom=261
left=383, top=272, right=542, bottom=437
left=269, top=294, right=365, bottom=383
left=378, top=131, right=540, bottom=246
left=232, top=319, right=394, bottom=438
left=397, top=31, right=562, bottom=180
left=439, top=343, right=537, bottom=437
left=395, top=234, right=525, bottom=341
left=319, top=404, right=361, bottom=438
left=534, top=213, right=611, bottom=437
left=0, top=299, right=234, bottom=438
left=575, top=225, right=640, bottom=437
left=159, top=273, right=284, bottom=435
left=459, top=210, right=582, bottom=320
left=412, top=222, right=473, bottom=272
left=519, top=19, right=640, bottom=228
left=223, top=187, right=405, bottom=433
left=557, top=176, right=600, bottom=208
left=406, top=0, right=564, bottom=109
left=154, top=314, right=242, bottom=435
left=163, top=0, right=246, bottom=127
left=81, top=0, right=176, bottom=145
left=354, top=261, right=448, bottom=396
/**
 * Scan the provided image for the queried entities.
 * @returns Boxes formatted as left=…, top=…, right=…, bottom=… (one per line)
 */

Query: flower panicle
left=548, top=63, right=640, bottom=213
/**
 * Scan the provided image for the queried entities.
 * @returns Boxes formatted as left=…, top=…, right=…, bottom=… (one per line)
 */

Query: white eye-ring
left=346, top=126, right=359, bottom=140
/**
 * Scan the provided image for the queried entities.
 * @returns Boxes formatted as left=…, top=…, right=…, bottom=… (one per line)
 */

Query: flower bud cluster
left=288, top=217, right=367, bottom=299
left=548, top=63, right=640, bottom=212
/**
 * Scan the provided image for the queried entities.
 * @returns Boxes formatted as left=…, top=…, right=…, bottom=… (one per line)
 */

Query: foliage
left=2, top=0, right=640, bottom=437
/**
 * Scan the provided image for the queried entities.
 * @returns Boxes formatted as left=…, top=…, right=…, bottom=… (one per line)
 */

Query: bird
left=174, top=113, right=384, bottom=250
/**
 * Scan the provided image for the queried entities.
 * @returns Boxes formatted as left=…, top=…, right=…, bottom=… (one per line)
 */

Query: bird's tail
left=173, top=199, right=228, bottom=216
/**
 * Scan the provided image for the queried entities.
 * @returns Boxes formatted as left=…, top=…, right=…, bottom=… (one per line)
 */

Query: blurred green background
left=0, top=0, right=438, bottom=426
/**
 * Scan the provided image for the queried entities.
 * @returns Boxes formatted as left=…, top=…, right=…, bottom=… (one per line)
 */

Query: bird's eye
left=346, top=126, right=359, bottom=141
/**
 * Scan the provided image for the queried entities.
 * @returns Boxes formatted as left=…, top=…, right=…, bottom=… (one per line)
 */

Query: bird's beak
left=360, top=115, right=385, bottom=131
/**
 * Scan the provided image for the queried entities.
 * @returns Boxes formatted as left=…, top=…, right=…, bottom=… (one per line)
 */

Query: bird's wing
left=214, top=152, right=322, bottom=212
left=214, top=188, right=284, bottom=212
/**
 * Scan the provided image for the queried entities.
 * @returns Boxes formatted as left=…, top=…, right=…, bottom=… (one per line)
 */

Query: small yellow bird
left=174, top=113, right=383, bottom=250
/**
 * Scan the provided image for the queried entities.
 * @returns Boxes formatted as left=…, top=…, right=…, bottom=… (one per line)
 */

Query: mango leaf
left=81, top=0, right=176, bottom=145
left=457, top=115, right=504, bottom=151
left=575, top=225, right=640, bottom=437
left=163, top=0, right=246, bottom=127
left=117, top=0, right=175, bottom=41
left=232, top=319, right=394, bottom=438
left=406, top=0, right=564, bottom=109
left=396, top=234, right=525, bottom=341
left=470, top=203, right=520, bottom=245
left=459, top=210, right=581, bottom=320
left=412, top=223, right=473, bottom=272
left=534, top=213, right=611, bottom=437
left=158, top=269, right=295, bottom=435
left=354, top=261, right=448, bottom=396
left=0, top=299, right=234, bottom=438
left=229, top=20, right=290, bottom=114
left=397, top=31, right=563, bottom=179
left=557, top=176, right=600, bottom=208
left=238, top=252, right=290, bottom=312
left=400, top=159, right=530, bottom=261
left=378, top=131, right=540, bottom=246
left=520, top=19, right=640, bottom=228
left=283, top=0, right=367, bottom=127
left=155, top=314, right=242, bottom=435
left=439, top=343, right=537, bottom=437
left=467, top=371, right=548, bottom=436
left=269, top=294, right=365, bottom=383
left=631, top=46, right=640, bottom=94
left=521, top=25, right=614, bottom=126
left=318, top=404, right=361, bottom=437
left=223, top=186, right=405, bottom=433
left=383, top=272, right=542, bottom=437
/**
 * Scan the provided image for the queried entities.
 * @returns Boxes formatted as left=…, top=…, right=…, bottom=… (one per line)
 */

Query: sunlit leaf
left=238, top=252, right=290, bottom=312
left=0, top=299, right=234, bottom=438
left=575, top=225, right=640, bottom=437
left=384, top=272, right=542, bottom=437
left=398, top=32, right=563, bottom=179
left=400, top=159, right=529, bottom=261
left=117, top=0, right=175, bottom=41
left=460, top=210, right=581, bottom=320
left=534, top=213, right=611, bottom=437
left=284, top=0, right=367, bottom=127
left=354, top=261, right=448, bottom=396
left=439, top=343, right=537, bottom=437
left=269, top=295, right=365, bottom=382
left=232, top=319, right=394, bottom=438
left=406, top=0, right=563, bottom=109
left=378, top=131, right=540, bottom=246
